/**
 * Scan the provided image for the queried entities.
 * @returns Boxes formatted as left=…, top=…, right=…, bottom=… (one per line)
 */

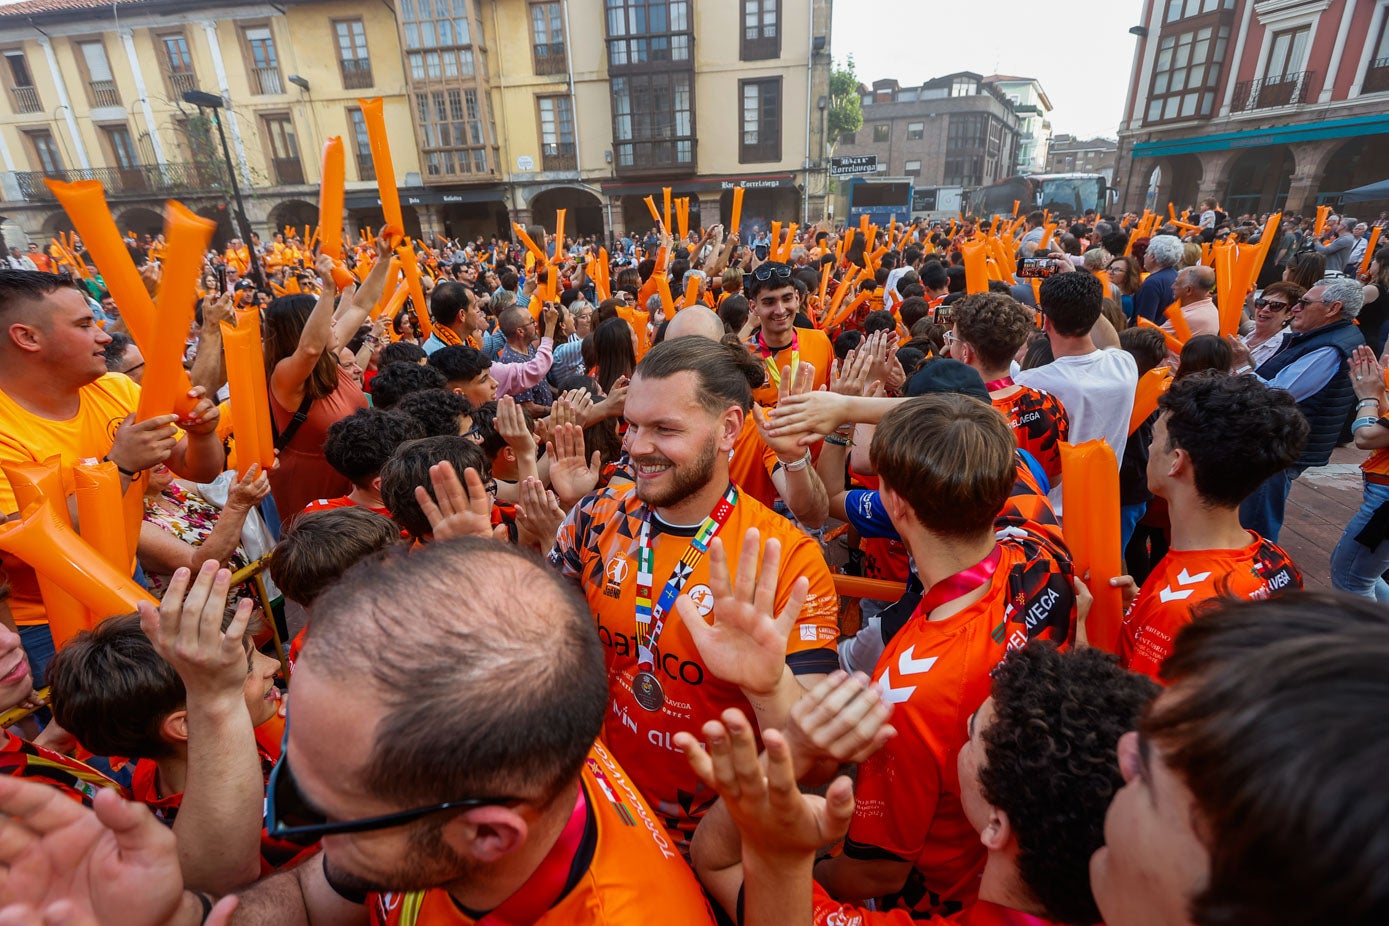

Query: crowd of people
left=0, top=198, right=1387, bottom=926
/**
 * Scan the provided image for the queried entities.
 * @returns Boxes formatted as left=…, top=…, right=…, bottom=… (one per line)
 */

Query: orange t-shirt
left=747, top=328, right=834, bottom=407
left=0, top=373, right=150, bottom=625
left=370, top=740, right=716, bottom=925
left=551, top=483, right=839, bottom=849
left=300, top=496, right=392, bottom=518
left=726, top=416, right=780, bottom=510
left=845, top=532, right=1075, bottom=919
left=990, top=386, right=1069, bottom=488
left=1363, top=448, right=1389, bottom=480
left=1118, top=534, right=1301, bottom=680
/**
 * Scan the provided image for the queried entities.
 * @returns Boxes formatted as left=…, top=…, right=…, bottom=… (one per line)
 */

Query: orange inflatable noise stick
left=220, top=315, right=276, bottom=472
left=1059, top=440, right=1124, bottom=652
left=0, top=497, right=156, bottom=621
left=1129, top=367, right=1173, bottom=435
left=136, top=201, right=213, bottom=423
left=73, top=460, right=130, bottom=573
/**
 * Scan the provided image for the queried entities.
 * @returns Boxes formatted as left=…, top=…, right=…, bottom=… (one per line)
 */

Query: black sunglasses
left=1254, top=298, right=1290, bottom=310
left=751, top=262, right=793, bottom=283
left=265, top=733, right=522, bottom=845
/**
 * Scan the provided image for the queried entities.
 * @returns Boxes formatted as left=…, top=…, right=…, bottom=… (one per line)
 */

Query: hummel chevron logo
left=1159, top=567, right=1214, bottom=603
left=875, top=647, right=938, bottom=705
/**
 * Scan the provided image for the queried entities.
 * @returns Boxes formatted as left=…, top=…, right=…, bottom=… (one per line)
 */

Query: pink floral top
left=142, top=484, right=253, bottom=601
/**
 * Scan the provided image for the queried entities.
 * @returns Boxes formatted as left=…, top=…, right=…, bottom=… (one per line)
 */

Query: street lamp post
left=182, top=89, right=264, bottom=290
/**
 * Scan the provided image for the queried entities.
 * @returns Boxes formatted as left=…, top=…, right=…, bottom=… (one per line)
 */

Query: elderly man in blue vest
left=1230, top=277, right=1366, bottom=541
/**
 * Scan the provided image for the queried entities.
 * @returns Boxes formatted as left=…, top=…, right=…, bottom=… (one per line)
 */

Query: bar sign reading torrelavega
left=830, top=155, right=878, bottom=177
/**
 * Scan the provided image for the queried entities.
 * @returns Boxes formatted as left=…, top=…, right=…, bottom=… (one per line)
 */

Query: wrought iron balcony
left=533, top=43, right=567, bottom=76
left=340, top=58, right=373, bottom=90
left=542, top=141, right=576, bottom=171
left=167, top=70, right=198, bottom=97
left=89, top=79, right=120, bottom=108
left=12, top=163, right=225, bottom=201
left=9, top=85, right=40, bottom=114
left=250, top=66, right=283, bottom=95
left=1231, top=70, right=1316, bottom=111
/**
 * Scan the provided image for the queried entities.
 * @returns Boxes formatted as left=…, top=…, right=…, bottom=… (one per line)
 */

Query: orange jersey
left=300, top=496, right=392, bottom=518
left=846, top=532, right=1075, bottom=918
left=551, top=483, right=839, bottom=848
left=726, top=417, right=780, bottom=510
left=1363, top=448, right=1389, bottom=480
left=991, top=386, right=1069, bottom=488
left=813, top=884, right=1052, bottom=926
left=1118, top=534, right=1301, bottom=680
left=0, top=373, right=149, bottom=625
left=747, top=328, right=834, bottom=407
left=370, top=740, right=716, bottom=926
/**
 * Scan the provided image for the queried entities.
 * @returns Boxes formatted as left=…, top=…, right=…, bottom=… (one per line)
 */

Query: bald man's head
left=664, top=305, right=725, bottom=341
left=301, top=537, right=607, bottom=806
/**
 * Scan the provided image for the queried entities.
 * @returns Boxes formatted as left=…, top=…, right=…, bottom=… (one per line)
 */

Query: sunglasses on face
left=1254, top=298, right=1290, bottom=311
left=264, top=729, right=523, bottom=845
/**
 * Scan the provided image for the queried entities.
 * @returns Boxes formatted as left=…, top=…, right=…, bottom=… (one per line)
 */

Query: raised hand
left=514, top=476, right=565, bottom=551
left=1350, top=344, right=1386, bottom=401
left=225, top=463, right=270, bottom=513
left=783, top=671, right=896, bottom=782
left=546, top=422, right=602, bottom=510
left=677, top=530, right=808, bottom=698
left=677, top=709, right=855, bottom=859
left=754, top=361, right=817, bottom=459
left=175, top=386, right=220, bottom=436
left=0, top=779, right=188, bottom=926
left=137, top=561, right=253, bottom=707
left=414, top=461, right=497, bottom=541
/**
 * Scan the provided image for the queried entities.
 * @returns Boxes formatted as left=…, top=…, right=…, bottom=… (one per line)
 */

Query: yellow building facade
left=0, top=0, right=832, bottom=245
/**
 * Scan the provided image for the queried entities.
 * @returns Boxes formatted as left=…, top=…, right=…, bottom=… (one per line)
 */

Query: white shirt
left=1016, top=348, right=1139, bottom=511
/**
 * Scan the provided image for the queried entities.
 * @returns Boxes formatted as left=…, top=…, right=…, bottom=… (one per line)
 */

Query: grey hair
left=1082, top=247, right=1113, bottom=271
left=1318, top=277, right=1365, bottom=318
left=1146, top=235, right=1184, bottom=268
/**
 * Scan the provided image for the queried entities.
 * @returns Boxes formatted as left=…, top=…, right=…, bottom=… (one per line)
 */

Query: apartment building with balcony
left=0, top=0, right=832, bottom=246
left=982, top=75, right=1051, bottom=174
left=0, top=0, right=421, bottom=246
left=1114, top=0, right=1389, bottom=215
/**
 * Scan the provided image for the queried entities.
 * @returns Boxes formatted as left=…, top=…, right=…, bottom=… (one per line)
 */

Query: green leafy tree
left=827, top=56, right=863, bottom=155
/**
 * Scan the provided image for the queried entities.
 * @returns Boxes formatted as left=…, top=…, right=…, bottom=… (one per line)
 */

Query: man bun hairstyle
left=634, top=335, right=763, bottom=414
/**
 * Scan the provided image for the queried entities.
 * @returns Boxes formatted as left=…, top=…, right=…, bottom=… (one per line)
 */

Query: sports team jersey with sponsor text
left=370, top=740, right=716, bottom=926
left=991, top=387, right=1069, bottom=488
left=844, top=529, right=1075, bottom=919
left=551, top=483, right=839, bottom=849
left=0, top=729, right=122, bottom=806
left=813, top=883, right=1053, bottom=926
left=1118, top=534, right=1301, bottom=680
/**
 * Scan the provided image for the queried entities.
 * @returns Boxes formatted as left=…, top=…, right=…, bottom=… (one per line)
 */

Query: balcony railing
left=1364, top=57, right=1389, bottom=93
left=168, top=70, right=198, bottom=97
left=89, top=79, right=120, bottom=108
left=270, top=156, right=304, bottom=186
left=1231, top=70, right=1316, bottom=111
left=12, top=163, right=225, bottom=201
left=250, top=66, right=283, bottom=95
left=340, top=58, right=373, bottom=89
left=9, top=85, right=40, bottom=114
left=542, top=141, right=576, bottom=171
left=533, top=42, right=567, bottom=75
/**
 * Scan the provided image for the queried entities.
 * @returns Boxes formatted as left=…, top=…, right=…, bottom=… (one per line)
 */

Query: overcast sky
left=829, top=0, right=1146, bottom=140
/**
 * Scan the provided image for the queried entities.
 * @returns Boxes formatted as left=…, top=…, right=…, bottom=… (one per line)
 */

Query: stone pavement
left=1281, top=445, right=1366, bottom=590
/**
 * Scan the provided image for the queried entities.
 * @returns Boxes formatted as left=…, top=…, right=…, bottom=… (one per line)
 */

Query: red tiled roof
left=0, top=0, right=152, bottom=17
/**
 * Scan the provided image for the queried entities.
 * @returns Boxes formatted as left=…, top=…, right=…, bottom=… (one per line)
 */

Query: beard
left=323, top=818, right=477, bottom=896
left=634, top=437, right=719, bottom=510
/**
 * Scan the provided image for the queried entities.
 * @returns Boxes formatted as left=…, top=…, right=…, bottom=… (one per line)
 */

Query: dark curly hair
left=1038, top=272, right=1103, bottom=337
left=378, top=341, right=427, bottom=369
left=427, top=344, right=492, bottom=386
left=980, top=644, right=1159, bottom=925
left=323, top=407, right=425, bottom=487
left=368, top=361, right=447, bottom=409
left=1157, top=372, right=1308, bottom=507
left=953, top=293, right=1038, bottom=370
left=395, top=389, right=473, bottom=438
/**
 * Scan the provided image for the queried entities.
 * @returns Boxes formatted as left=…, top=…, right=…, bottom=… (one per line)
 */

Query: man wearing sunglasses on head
left=0, top=539, right=718, bottom=926
left=743, top=261, right=833, bottom=408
